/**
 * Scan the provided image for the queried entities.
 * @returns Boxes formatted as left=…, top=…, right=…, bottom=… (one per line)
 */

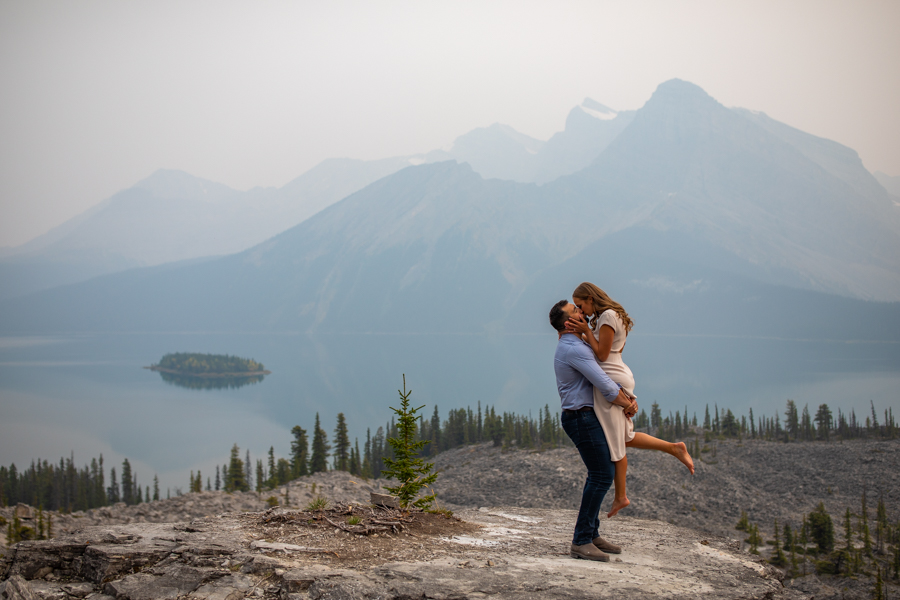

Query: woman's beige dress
left=591, top=309, right=635, bottom=462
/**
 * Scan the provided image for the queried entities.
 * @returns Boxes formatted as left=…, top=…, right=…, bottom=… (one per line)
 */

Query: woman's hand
left=565, top=313, right=591, bottom=336
left=624, top=399, right=638, bottom=418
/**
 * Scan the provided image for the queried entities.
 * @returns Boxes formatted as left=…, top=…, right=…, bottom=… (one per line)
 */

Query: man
left=550, top=299, right=638, bottom=561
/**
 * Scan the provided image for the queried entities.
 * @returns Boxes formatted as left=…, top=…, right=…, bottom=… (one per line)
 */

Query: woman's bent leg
left=607, top=456, right=630, bottom=518
left=626, top=432, right=694, bottom=474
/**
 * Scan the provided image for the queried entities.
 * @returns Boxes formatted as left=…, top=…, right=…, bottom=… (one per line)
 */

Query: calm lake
left=1, top=332, right=898, bottom=493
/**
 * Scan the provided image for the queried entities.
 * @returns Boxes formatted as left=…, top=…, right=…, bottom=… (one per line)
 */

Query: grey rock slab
left=22, top=580, right=69, bottom=600
left=188, top=573, right=256, bottom=599
left=61, top=582, right=96, bottom=598
left=102, top=563, right=209, bottom=600
left=80, top=542, right=171, bottom=584
left=2, top=539, right=88, bottom=581
left=0, top=575, right=40, bottom=600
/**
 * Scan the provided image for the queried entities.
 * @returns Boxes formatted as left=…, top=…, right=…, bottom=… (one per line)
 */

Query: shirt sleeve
left=567, top=343, right=621, bottom=403
left=597, top=310, right=618, bottom=335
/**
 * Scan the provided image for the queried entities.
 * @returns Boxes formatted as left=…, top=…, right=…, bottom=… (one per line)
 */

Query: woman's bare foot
left=607, top=496, right=630, bottom=518
left=673, top=442, right=695, bottom=474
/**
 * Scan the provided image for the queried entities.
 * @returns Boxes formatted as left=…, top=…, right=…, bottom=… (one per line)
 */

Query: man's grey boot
left=570, top=543, right=610, bottom=561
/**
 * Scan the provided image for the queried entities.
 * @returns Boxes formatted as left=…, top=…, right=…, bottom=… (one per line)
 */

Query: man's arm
left=567, top=343, right=638, bottom=416
left=565, top=344, right=620, bottom=403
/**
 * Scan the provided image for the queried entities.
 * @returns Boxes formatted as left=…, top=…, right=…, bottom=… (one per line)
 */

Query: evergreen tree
left=350, top=439, right=361, bottom=476
left=107, top=467, right=120, bottom=504
left=651, top=402, right=662, bottom=431
left=244, top=450, right=252, bottom=487
left=120, top=459, right=134, bottom=505
left=801, top=404, right=812, bottom=440
left=783, top=522, right=794, bottom=551
left=255, top=459, right=265, bottom=492
left=808, top=502, right=835, bottom=553
left=214, top=466, right=220, bottom=491
left=860, top=488, right=872, bottom=555
left=769, top=520, right=787, bottom=566
left=892, top=535, right=899, bottom=579
left=275, top=458, right=291, bottom=485
left=153, top=475, right=159, bottom=501
left=310, top=413, right=331, bottom=474
left=749, top=407, right=756, bottom=438
left=267, top=447, right=276, bottom=487
left=785, top=400, right=799, bottom=441
left=736, top=511, right=750, bottom=532
left=722, top=409, right=739, bottom=437
left=381, top=375, right=438, bottom=509
left=333, top=413, right=350, bottom=471
left=703, top=404, right=711, bottom=430
left=748, top=523, right=762, bottom=555
left=290, top=426, right=309, bottom=477
left=814, top=404, right=833, bottom=440
left=842, top=507, right=854, bottom=575
left=226, top=444, right=248, bottom=492
left=362, top=428, right=373, bottom=479
left=875, top=493, right=888, bottom=554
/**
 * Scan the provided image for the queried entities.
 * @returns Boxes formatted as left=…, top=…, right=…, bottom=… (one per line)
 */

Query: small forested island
left=146, top=353, right=270, bottom=390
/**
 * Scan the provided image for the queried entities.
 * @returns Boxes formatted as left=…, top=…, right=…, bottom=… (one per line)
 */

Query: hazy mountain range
left=0, top=99, right=632, bottom=300
left=2, top=79, right=898, bottom=338
left=875, top=171, right=900, bottom=198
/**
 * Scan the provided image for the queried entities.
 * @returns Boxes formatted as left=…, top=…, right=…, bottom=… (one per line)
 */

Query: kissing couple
left=551, top=282, right=695, bottom=561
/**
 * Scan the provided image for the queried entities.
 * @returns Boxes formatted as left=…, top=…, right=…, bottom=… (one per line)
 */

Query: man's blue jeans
left=561, top=409, right=614, bottom=546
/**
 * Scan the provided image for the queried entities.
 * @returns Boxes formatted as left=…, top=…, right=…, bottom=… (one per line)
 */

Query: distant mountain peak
left=580, top=98, right=617, bottom=120
left=647, top=79, right=717, bottom=109
left=132, top=169, right=235, bottom=201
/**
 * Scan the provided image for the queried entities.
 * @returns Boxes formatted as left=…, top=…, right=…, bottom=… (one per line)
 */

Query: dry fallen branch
left=250, top=540, right=337, bottom=555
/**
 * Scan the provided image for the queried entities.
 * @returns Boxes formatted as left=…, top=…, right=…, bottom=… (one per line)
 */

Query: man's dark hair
left=549, top=299, right=569, bottom=332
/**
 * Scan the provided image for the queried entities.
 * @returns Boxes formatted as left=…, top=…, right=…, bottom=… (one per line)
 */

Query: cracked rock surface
left=1, top=507, right=803, bottom=599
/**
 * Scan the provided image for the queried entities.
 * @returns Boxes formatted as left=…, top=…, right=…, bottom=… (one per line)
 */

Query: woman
left=567, top=282, right=694, bottom=518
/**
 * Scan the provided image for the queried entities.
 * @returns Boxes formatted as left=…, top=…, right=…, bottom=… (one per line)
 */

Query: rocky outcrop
left=0, top=471, right=387, bottom=543
left=1, top=507, right=802, bottom=599
left=431, top=438, right=900, bottom=540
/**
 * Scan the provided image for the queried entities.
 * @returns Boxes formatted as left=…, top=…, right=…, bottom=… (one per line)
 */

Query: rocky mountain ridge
left=2, top=438, right=897, bottom=598
left=1, top=507, right=800, bottom=599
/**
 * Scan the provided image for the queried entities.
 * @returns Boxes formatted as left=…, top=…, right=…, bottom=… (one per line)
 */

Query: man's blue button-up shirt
left=554, top=333, right=620, bottom=410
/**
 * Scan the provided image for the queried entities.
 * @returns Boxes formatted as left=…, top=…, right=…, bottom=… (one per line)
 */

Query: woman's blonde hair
left=572, top=282, right=634, bottom=333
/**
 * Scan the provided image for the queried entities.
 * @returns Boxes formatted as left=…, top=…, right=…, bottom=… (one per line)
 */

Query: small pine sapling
left=770, top=520, right=787, bottom=567
left=381, top=375, right=438, bottom=510
left=736, top=510, right=750, bottom=532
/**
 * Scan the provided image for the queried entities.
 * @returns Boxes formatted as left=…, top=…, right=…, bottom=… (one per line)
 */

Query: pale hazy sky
left=1, top=0, right=898, bottom=247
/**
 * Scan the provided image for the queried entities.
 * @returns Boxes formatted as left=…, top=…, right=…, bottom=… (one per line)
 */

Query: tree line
left=737, top=489, right=900, bottom=594
left=632, top=399, right=896, bottom=443
left=156, top=352, right=265, bottom=374
left=0, top=455, right=161, bottom=513
left=199, top=403, right=571, bottom=494
left=1, top=398, right=894, bottom=513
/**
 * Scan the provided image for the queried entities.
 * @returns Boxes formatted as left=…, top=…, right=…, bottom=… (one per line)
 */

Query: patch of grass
left=347, top=516, right=361, bottom=525
left=426, top=506, right=454, bottom=518
left=266, top=496, right=279, bottom=508
left=305, top=496, right=329, bottom=511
